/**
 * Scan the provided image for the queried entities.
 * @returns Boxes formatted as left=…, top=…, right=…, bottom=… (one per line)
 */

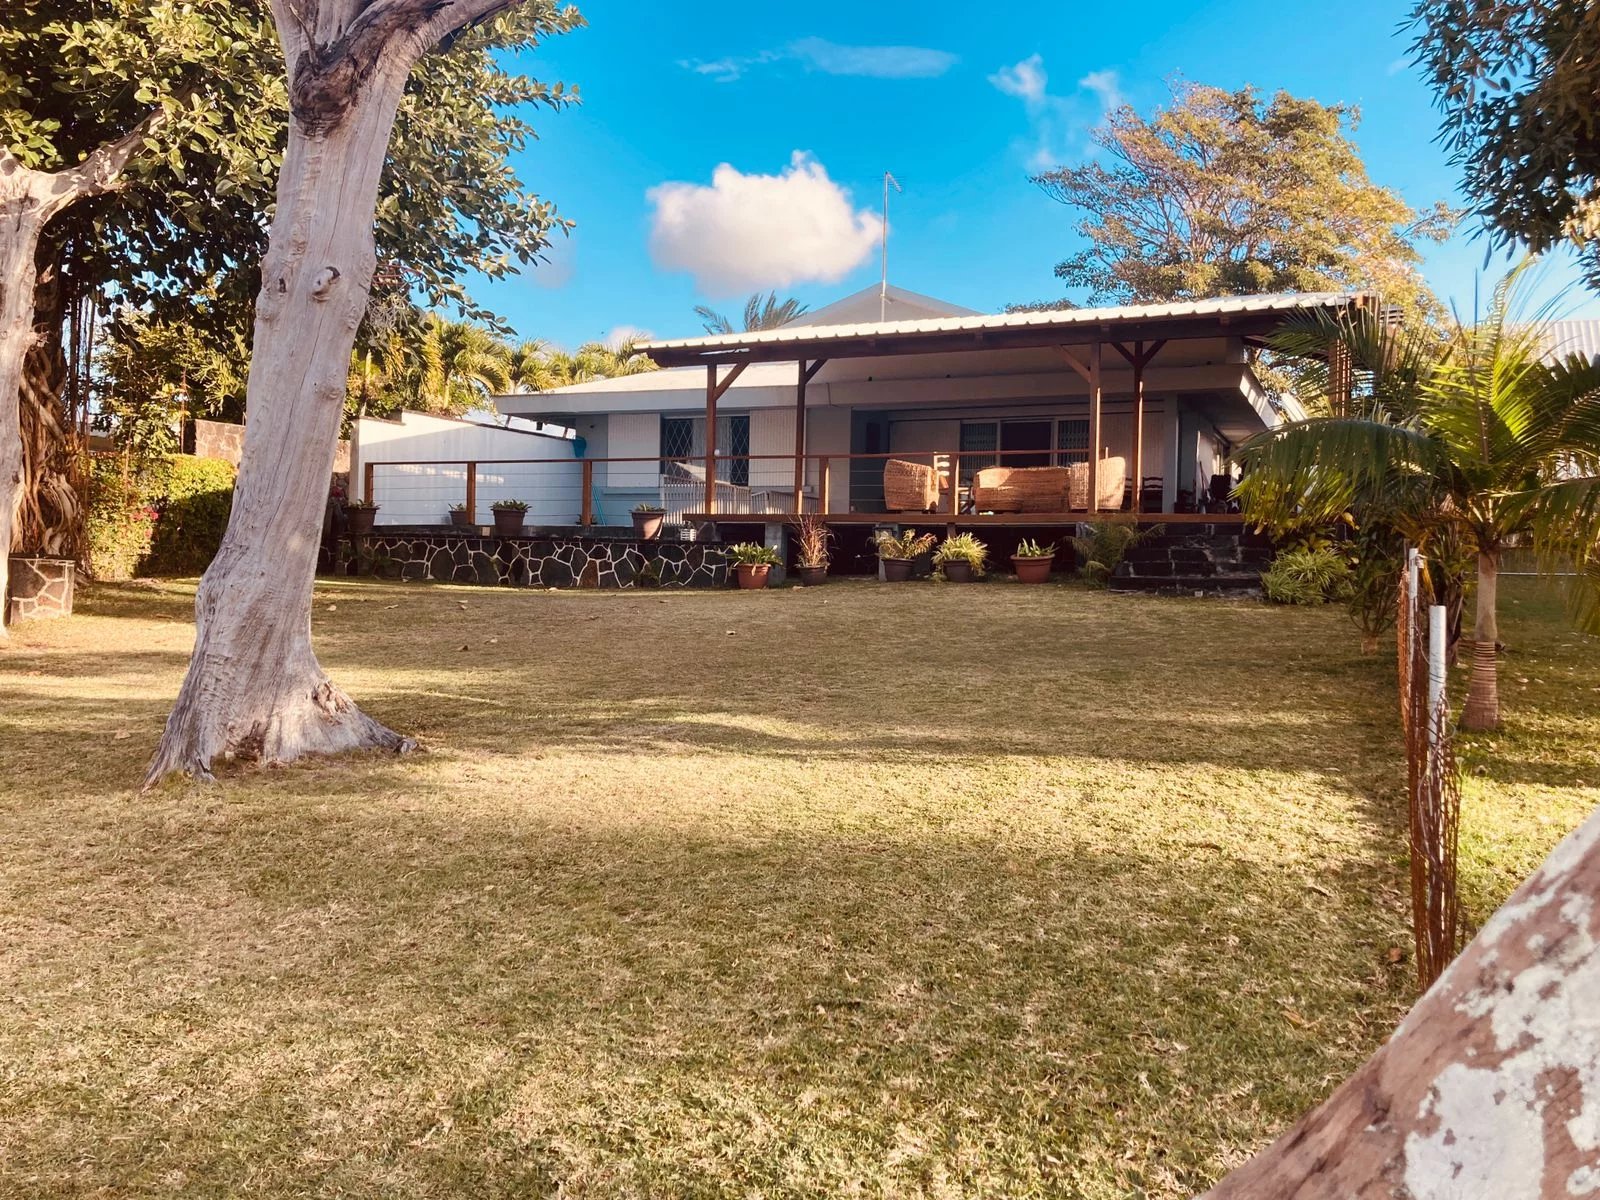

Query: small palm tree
left=1236, top=266, right=1600, bottom=730
left=693, top=291, right=809, bottom=335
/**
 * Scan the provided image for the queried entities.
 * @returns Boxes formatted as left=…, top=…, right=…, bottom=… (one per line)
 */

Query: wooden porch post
left=793, top=359, right=807, bottom=513
left=705, top=364, right=718, bottom=515
left=1131, top=344, right=1144, bottom=513
left=1088, top=340, right=1103, bottom=514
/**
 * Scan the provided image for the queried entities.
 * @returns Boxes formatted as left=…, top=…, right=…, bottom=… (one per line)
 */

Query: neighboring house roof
left=786, top=283, right=981, bottom=327
left=637, top=290, right=1371, bottom=366
left=1538, top=319, right=1600, bottom=365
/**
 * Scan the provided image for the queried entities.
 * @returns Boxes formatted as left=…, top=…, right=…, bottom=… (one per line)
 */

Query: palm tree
left=693, top=291, right=809, bottom=335
left=1236, top=267, right=1600, bottom=730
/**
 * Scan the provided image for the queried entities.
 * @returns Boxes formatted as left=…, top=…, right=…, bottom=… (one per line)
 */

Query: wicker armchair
left=1065, top=456, right=1127, bottom=511
left=971, top=466, right=1073, bottom=513
left=883, top=458, right=940, bottom=512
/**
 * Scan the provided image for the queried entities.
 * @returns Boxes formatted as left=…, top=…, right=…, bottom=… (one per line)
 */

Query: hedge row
left=86, top=455, right=237, bottom=580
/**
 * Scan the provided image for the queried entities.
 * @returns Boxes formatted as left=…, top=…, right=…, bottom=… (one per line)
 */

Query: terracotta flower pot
left=735, top=562, right=771, bottom=589
left=943, top=560, right=974, bottom=583
left=449, top=509, right=473, bottom=528
left=632, top=510, right=665, bottom=540
left=882, top=557, right=914, bottom=582
left=795, top=564, right=827, bottom=586
left=346, top=507, right=376, bottom=535
left=1011, top=554, right=1053, bottom=584
left=493, top=509, right=527, bottom=536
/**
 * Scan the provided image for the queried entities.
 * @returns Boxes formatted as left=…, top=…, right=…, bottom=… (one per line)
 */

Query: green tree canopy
left=1236, top=266, right=1600, bottom=729
left=1029, top=80, right=1455, bottom=312
left=1408, top=0, right=1600, bottom=283
left=2, top=0, right=582, bottom=350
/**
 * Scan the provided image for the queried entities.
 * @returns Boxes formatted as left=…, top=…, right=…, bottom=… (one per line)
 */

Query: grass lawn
left=1, top=574, right=1595, bottom=1198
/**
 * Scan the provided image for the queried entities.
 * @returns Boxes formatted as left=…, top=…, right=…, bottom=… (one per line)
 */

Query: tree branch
left=38, top=106, right=170, bottom=221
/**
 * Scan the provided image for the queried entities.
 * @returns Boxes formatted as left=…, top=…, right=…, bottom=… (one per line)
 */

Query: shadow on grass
left=0, top=790, right=1411, bottom=1199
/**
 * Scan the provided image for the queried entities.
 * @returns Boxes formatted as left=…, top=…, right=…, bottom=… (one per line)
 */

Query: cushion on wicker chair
left=971, top=466, right=1073, bottom=513
left=883, top=458, right=940, bottom=512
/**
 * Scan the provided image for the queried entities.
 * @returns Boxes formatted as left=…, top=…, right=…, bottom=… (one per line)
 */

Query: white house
left=352, top=284, right=1360, bottom=532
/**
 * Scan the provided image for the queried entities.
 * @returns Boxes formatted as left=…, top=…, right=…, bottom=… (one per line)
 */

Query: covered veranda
left=633, top=292, right=1366, bottom=528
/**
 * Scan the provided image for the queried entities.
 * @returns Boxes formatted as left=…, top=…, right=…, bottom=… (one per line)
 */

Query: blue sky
left=481, top=0, right=1599, bottom=348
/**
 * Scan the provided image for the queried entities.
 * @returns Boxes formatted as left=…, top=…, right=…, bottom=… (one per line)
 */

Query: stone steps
left=1112, top=527, right=1270, bottom=595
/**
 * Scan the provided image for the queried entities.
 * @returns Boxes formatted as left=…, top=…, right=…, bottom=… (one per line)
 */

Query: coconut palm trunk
left=1461, top=547, right=1502, bottom=730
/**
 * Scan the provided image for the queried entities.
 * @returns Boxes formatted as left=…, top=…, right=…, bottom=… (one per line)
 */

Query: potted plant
left=793, top=514, right=831, bottom=586
left=345, top=495, right=378, bottom=535
left=632, top=502, right=665, bottom=541
left=874, top=529, right=936, bottom=582
left=1011, top=536, right=1055, bottom=584
left=727, top=541, right=781, bottom=589
left=933, top=532, right=988, bottom=583
left=491, top=498, right=529, bottom=536
left=448, top=502, right=473, bottom=529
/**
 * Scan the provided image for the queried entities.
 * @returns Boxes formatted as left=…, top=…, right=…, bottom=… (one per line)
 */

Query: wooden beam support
left=1088, top=340, right=1103, bottom=514
left=793, top=359, right=809, bottom=513
left=703, top=361, right=749, bottom=514
left=1131, top=345, right=1145, bottom=514
left=464, top=460, right=477, bottom=524
left=1054, top=345, right=1094, bottom=385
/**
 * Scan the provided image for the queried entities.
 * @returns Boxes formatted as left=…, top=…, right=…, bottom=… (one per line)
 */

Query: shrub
left=794, top=514, right=832, bottom=567
left=1262, top=547, right=1352, bottom=605
left=143, top=456, right=236, bottom=576
left=490, top=499, right=528, bottom=513
left=1014, top=537, right=1054, bottom=558
left=84, top=460, right=157, bottom=581
left=1070, top=521, right=1159, bottom=585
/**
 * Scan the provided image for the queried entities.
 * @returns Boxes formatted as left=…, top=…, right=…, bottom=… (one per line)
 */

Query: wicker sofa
left=883, top=458, right=941, bottom=512
left=972, top=458, right=1128, bottom=513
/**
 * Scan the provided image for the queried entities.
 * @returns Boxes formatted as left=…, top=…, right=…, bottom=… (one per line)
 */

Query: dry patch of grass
left=0, top=575, right=1591, bottom=1197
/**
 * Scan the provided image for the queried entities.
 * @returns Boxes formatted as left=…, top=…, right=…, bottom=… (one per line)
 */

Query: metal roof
left=637, top=291, right=1370, bottom=361
left=1538, top=319, right=1600, bottom=365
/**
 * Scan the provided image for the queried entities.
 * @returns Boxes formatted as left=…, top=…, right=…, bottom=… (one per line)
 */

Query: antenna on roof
left=880, top=171, right=902, bottom=322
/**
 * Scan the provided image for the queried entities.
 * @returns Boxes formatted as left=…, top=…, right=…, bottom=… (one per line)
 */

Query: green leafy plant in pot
left=1011, top=537, right=1055, bottom=584
left=448, top=501, right=473, bottom=529
left=874, top=529, right=936, bottom=582
left=793, top=515, right=832, bottom=585
left=727, top=542, right=781, bottom=589
left=490, top=498, right=529, bottom=537
left=632, top=502, right=665, bottom=541
left=933, top=532, right=987, bottom=582
left=345, top=494, right=378, bottom=535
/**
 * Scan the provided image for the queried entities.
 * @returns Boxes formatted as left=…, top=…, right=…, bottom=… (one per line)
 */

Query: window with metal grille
left=659, top=415, right=749, bottom=485
left=958, top=421, right=998, bottom=486
left=1056, top=418, right=1089, bottom=464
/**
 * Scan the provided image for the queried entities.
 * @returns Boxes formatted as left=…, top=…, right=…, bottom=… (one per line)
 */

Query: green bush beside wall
left=84, top=455, right=237, bottom=580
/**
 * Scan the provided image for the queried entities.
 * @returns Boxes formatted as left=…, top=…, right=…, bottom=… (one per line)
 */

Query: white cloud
left=790, top=38, right=957, bottom=79
left=989, top=54, right=1048, bottom=107
left=1077, top=68, right=1124, bottom=113
left=647, top=153, right=882, bottom=295
left=989, top=57, right=1123, bottom=170
left=681, top=39, right=956, bottom=83
left=603, top=324, right=653, bottom=348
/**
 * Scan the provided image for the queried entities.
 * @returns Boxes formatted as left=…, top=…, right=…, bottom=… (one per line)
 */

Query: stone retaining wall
left=6, top=556, right=76, bottom=623
left=337, top=529, right=728, bottom=589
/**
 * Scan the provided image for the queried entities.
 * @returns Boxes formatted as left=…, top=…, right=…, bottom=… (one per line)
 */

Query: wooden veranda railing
left=355, top=448, right=1215, bottom=526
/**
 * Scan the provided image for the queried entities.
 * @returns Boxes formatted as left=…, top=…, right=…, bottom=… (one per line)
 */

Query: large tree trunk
left=143, top=0, right=529, bottom=783
left=144, top=76, right=414, bottom=780
left=2, top=131, right=161, bottom=634
left=1461, top=548, right=1501, bottom=731
left=19, top=278, right=82, bottom=561
left=0, top=178, right=45, bottom=637
left=1204, top=804, right=1599, bottom=1197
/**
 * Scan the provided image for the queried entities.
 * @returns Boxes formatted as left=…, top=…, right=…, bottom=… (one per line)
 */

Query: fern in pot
left=874, top=529, right=936, bottom=582
left=727, top=542, right=781, bottom=590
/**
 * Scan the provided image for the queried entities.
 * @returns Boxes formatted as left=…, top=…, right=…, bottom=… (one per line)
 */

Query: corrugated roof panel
left=636, top=291, right=1367, bottom=353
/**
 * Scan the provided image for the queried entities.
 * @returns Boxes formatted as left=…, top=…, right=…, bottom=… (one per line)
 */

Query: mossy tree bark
left=144, top=0, right=525, bottom=782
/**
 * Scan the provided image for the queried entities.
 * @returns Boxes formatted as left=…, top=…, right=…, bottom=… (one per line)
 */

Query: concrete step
left=1110, top=573, right=1263, bottom=595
